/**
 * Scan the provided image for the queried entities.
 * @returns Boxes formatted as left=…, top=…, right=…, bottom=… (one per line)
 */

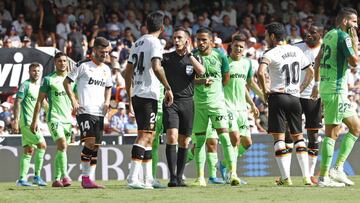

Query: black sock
left=176, top=147, right=188, bottom=180
left=166, top=144, right=177, bottom=178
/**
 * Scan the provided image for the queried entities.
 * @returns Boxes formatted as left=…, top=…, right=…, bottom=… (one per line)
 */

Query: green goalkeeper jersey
left=40, top=72, right=73, bottom=124
left=224, top=56, right=253, bottom=111
left=320, top=28, right=355, bottom=95
left=16, top=80, right=40, bottom=127
left=193, top=48, right=229, bottom=106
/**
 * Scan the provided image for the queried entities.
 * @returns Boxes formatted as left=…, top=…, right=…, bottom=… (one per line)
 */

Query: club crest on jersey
left=345, top=38, right=352, bottom=48
left=186, top=65, right=193, bottom=75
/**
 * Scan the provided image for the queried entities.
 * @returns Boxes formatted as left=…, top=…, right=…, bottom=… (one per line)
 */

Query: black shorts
left=268, top=93, right=302, bottom=134
left=76, top=114, right=104, bottom=144
left=132, top=96, right=158, bottom=131
left=300, top=98, right=323, bottom=129
left=163, top=98, right=194, bottom=136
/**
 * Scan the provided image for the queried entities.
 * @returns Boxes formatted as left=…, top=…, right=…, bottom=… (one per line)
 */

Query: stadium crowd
left=0, top=0, right=360, bottom=138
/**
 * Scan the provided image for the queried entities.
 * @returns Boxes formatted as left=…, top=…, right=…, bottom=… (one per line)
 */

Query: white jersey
left=263, top=44, right=310, bottom=97
left=128, top=34, right=163, bottom=100
left=294, top=41, right=321, bottom=99
left=67, top=60, right=112, bottom=116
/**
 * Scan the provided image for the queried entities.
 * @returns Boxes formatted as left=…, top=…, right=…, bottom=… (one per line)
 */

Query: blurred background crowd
left=0, top=0, right=360, bottom=139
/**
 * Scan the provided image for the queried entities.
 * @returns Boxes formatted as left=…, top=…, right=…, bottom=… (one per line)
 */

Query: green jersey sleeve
left=40, top=77, right=50, bottom=93
left=220, top=51, right=229, bottom=74
left=16, top=81, right=28, bottom=99
left=340, top=33, right=355, bottom=58
left=246, top=59, right=254, bottom=83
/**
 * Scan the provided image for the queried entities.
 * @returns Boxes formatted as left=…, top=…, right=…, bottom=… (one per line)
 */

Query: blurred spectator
left=0, top=1, right=12, bottom=21
left=238, top=15, right=256, bottom=40
left=39, top=0, right=58, bottom=47
left=285, top=15, right=301, bottom=36
left=75, top=0, right=93, bottom=25
left=20, top=25, right=38, bottom=48
left=181, top=18, right=192, bottom=36
left=124, top=115, right=137, bottom=134
left=158, top=1, right=171, bottom=20
left=106, top=12, right=125, bottom=35
left=240, top=2, right=256, bottom=25
left=255, top=14, right=266, bottom=41
left=2, top=37, right=12, bottom=48
left=211, top=8, right=222, bottom=27
left=66, top=21, right=86, bottom=62
left=139, top=24, right=148, bottom=36
left=21, top=36, right=32, bottom=48
left=106, top=24, right=122, bottom=49
left=0, top=12, right=11, bottom=37
left=123, top=10, right=141, bottom=39
left=0, top=120, right=8, bottom=143
left=65, top=4, right=77, bottom=23
left=213, top=15, right=237, bottom=43
left=56, top=14, right=71, bottom=52
left=12, top=13, right=27, bottom=36
left=162, top=15, right=173, bottom=41
left=0, top=102, right=12, bottom=129
left=214, top=36, right=226, bottom=55
left=122, top=27, right=135, bottom=49
left=347, top=66, right=360, bottom=93
left=281, top=1, right=297, bottom=24
left=287, top=25, right=302, bottom=44
left=109, top=102, right=128, bottom=134
left=177, top=3, right=194, bottom=24
left=220, top=1, right=237, bottom=27
left=4, top=26, right=21, bottom=48
left=192, top=15, right=207, bottom=36
left=314, top=5, right=328, bottom=26
left=110, top=51, right=120, bottom=64
left=256, top=0, right=275, bottom=15
left=298, top=2, right=314, bottom=21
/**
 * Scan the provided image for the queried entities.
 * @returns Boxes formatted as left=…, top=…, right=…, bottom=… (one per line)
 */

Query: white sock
left=128, top=160, right=142, bottom=182
left=308, top=155, right=317, bottom=176
left=89, top=165, right=96, bottom=180
left=295, top=140, right=310, bottom=178
left=81, top=161, right=91, bottom=177
left=274, top=141, right=291, bottom=179
left=143, top=147, right=153, bottom=184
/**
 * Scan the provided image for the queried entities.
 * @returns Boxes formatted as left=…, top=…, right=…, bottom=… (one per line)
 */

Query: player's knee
left=24, top=147, right=34, bottom=155
left=38, top=142, right=47, bottom=150
left=131, top=145, right=146, bottom=160
left=166, top=134, right=178, bottom=145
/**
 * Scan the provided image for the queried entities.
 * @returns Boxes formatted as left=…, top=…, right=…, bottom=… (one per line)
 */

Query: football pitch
left=1, top=176, right=360, bottom=203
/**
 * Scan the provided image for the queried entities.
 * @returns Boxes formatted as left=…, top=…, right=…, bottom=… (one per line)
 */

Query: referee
left=163, top=27, right=205, bottom=187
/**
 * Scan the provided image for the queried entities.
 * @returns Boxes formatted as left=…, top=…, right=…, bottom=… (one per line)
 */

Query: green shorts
left=321, top=94, right=357, bottom=125
left=193, top=103, right=228, bottom=134
left=48, top=122, right=72, bottom=143
left=228, top=110, right=251, bottom=137
left=21, top=125, right=45, bottom=147
left=191, top=121, right=218, bottom=144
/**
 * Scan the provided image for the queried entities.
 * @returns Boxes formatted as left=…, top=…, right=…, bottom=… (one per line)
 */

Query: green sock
left=207, top=152, right=218, bottom=178
left=319, top=137, right=335, bottom=177
left=238, top=144, right=247, bottom=157
left=54, top=151, right=61, bottom=180
left=19, top=153, right=32, bottom=180
left=218, top=133, right=235, bottom=173
left=57, top=150, right=68, bottom=178
left=34, top=149, right=45, bottom=176
left=186, top=148, right=194, bottom=164
left=336, top=133, right=358, bottom=169
left=194, top=135, right=206, bottom=177
left=152, top=131, right=160, bottom=178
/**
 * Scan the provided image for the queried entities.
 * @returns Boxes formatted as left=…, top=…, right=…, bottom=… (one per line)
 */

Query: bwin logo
left=0, top=52, right=43, bottom=87
left=88, top=77, right=106, bottom=86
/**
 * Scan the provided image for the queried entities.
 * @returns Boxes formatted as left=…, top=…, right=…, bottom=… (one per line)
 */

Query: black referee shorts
left=300, top=98, right=322, bottom=130
left=132, top=96, right=158, bottom=131
left=268, top=93, right=302, bottom=134
left=163, top=98, right=194, bottom=136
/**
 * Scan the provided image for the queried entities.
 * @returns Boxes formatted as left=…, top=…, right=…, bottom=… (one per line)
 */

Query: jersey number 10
left=132, top=52, right=145, bottom=75
left=281, top=61, right=300, bottom=86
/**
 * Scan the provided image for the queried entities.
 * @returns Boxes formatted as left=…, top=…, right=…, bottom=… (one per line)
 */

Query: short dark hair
left=146, top=11, right=164, bottom=33
left=29, top=62, right=40, bottom=70
left=266, top=22, right=285, bottom=41
left=94, top=37, right=109, bottom=48
left=54, top=52, right=67, bottom=59
left=196, top=27, right=212, bottom=35
left=232, top=34, right=246, bottom=42
left=337, top=7, right=358, bottom=24
left=174, top=26, right=190, bottom=37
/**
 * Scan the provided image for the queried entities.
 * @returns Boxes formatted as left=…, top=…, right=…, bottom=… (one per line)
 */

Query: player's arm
left=245, top=88, right=259, bottom=118
left=310, top=48, right=323, bottom=100
left=300, top=65, right=314, bottom=93
left=347, top=27, right=358, bottom=67
left=247, top=77, right=265, bottom=104
left=220, top=53, right=230, bottom=85
left=63, top=77, right=80, bottom=112
left=152, top=58, right=173, bottom=106
left=189, top=54, right=205, bottom=75
left=12, top=97, right=22, bottom=134
left=124, top=62, right=134, bottom=115
left=257, top=57, right=271, bottom=101
left=30, top=92, right=47, bottom=133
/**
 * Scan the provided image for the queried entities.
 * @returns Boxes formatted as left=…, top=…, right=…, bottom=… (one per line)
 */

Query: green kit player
left=221, top=34, right=263, bottom=183
left=13, top=63, right=47, bottom=187
left=192, top=27, right=239, bottom=187
left=311, top=7, right=359, bottom=187
left=31, top=52, right=74, bottom=187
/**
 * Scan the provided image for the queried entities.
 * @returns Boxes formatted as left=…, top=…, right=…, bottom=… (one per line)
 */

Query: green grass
left=1, top=177, right=360, bottom=203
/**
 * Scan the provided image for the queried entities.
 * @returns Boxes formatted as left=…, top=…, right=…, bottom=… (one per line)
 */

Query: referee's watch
left=187, top=52, right=193, bottom=57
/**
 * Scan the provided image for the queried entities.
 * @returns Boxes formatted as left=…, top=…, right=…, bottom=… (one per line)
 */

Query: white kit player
left=257, top=22, right=314, bottom=186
